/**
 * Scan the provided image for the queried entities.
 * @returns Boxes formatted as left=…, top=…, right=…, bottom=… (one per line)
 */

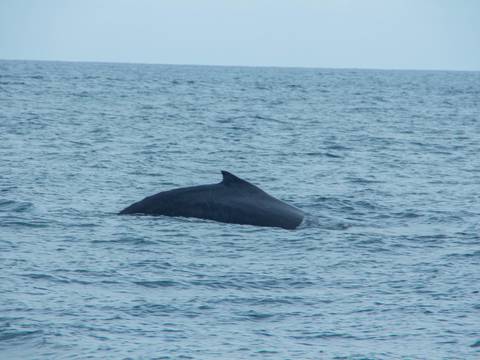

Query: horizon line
left=1, top=57, right=479, bottom=73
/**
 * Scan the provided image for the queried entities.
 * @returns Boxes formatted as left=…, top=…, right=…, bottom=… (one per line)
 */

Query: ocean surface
left=1, top=59, right=479, bottom=359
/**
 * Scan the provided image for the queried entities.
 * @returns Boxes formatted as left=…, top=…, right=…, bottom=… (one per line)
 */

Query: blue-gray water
left=1, top=60, right=479, bottom=359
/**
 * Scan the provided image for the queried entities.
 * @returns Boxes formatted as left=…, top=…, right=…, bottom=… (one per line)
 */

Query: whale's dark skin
left=119, top=171, right=304, bottom=229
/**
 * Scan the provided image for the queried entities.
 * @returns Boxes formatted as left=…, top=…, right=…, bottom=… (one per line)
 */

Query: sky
left=0, top=0, right=479, bottom=71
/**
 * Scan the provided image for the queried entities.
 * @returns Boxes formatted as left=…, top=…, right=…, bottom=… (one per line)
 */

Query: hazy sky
left=1, top=0, right=479, bottom=70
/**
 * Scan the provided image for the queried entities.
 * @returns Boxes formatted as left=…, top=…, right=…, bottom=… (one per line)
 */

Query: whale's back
left=119, top=171, right=304, bottom=229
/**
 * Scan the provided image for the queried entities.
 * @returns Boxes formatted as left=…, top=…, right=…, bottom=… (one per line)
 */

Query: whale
left=119, top=171, right=304, bottom=229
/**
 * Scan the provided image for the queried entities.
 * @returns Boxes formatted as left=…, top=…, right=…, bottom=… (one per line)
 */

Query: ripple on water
left=0, top=329, right=43, bottom=342
left=0, top=199, right=34, bottom=212
left=133, top=280, right=181, bottom=288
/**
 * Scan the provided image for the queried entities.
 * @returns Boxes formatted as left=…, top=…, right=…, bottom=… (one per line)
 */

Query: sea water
left=1, top=60, right=479, bottom=359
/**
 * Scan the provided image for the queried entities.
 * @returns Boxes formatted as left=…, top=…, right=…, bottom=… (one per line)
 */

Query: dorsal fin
left=221, top=170, right=250, bottom=186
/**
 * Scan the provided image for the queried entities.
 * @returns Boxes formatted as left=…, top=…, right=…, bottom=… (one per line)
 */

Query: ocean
left=1, top=59, right=479, bottom=359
